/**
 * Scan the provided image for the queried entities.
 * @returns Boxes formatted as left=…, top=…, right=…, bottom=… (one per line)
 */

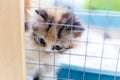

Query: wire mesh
left=25, top=0, right=120, bottom=80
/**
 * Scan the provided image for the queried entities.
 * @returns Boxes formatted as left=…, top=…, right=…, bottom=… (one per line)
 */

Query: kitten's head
left=31, top=8, right=85, bottom=54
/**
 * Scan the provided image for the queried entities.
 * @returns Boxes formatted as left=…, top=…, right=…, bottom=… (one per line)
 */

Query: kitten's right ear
left=35, top=9, right=48, bottom=21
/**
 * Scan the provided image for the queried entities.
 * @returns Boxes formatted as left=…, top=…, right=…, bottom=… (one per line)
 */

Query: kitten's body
left=25, top=2, right=84, bottom=80
left=26, top=30, right=62, bottom=80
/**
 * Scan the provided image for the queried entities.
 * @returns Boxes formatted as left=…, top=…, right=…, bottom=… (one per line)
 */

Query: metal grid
left=25, top=0, right=120, bottom=80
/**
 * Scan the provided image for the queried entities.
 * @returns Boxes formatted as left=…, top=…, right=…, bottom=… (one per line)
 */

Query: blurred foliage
left=84, top=0, right=120, bottom=11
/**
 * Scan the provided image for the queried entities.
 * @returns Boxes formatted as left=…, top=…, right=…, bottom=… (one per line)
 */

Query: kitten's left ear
left=35, top=9, right=48, bottom=21
left=62, top=12, right=85, bottom=38
left=67, top=26, right=85, bottom=38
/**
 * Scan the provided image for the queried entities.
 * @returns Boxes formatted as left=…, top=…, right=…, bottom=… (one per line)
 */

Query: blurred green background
left=55, top=0, right=120, bottom=11
left=84, top=0, right=120, bottom=11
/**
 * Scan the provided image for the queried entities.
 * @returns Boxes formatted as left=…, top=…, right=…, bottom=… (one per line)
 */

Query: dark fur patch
left=46, top=24, right=52, bottom=32
left=33, top=76, right=39, bottom=80
left=46, top=17, right=55, bottom=32
left=59, top=12, right=80, bottom=25
left=57, top=26, right=65, bottom=39
left=35, top=9, right=48, bottom=21
left=25, top=22, right=29, bottom=31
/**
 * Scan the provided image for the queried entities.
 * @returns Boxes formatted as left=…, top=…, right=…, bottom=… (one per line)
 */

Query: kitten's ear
left=35, top=9, right=48, bottom=21
left=67, top=26, right=85, bottom=38
left=61, top=12, right=85, bottom=38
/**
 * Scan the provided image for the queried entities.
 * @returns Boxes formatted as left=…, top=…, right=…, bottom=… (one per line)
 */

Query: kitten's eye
left=52, top=45, right=62, bottom=50
left=37, top=38, right=46, bottom=47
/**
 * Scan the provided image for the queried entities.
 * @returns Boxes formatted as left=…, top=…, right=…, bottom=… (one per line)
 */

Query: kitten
left=25, top=8, right=85, bottom=80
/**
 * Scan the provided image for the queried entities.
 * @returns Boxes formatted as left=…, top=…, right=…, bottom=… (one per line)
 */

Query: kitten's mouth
left=45, top=52, right=51, bottom=54
left=45, top=51, right=59, bottom=54
left=45, top=51, right=56, bottom=54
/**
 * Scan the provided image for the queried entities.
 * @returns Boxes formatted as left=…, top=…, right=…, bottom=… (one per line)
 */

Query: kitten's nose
left=52, top=45, right=62, bottom=50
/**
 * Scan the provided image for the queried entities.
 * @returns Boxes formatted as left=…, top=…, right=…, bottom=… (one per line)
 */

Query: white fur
left=25, top=30, right=62, bottom=80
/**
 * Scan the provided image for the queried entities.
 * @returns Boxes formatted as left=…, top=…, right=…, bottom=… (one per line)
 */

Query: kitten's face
left=31, top=8, right=84, bottom=54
